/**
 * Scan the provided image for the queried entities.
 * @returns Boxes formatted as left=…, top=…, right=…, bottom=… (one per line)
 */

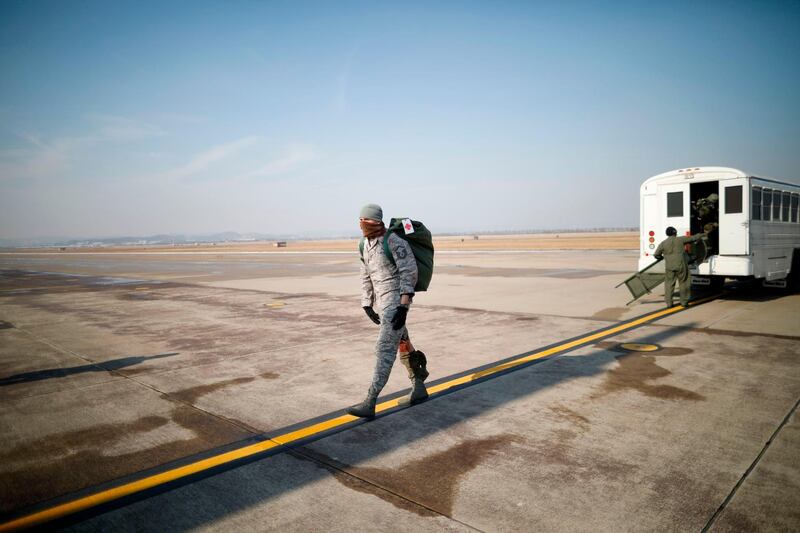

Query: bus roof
left=642, top=167, right=747, bottom=188
left=641, top=166, right=799, bottom=191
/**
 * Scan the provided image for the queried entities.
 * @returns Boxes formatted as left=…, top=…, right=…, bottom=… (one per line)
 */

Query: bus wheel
left=709, top=276, right=725, bottom=291
left=788, top=250, right=800, bottom=293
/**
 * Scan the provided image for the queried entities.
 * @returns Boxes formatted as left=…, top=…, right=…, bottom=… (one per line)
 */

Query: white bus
left=639, top=167, right=800, bottom=288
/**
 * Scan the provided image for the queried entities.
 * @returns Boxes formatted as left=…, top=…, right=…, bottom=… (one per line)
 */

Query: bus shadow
left=63, top=325, right=700, bottom=531
left=717, top=280, right=797, bottom=303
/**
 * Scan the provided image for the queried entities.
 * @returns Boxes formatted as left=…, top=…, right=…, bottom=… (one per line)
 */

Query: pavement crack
left=15, top=327, right=109, bottom=370
left=289, top=448, right=486, bottom=532
left=701, top=394, right=800, bottom=532
left=701, top=305, right=752, bottom=330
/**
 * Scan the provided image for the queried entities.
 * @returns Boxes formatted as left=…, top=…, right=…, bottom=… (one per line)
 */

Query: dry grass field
left=10, top=231, right=638, bottom=253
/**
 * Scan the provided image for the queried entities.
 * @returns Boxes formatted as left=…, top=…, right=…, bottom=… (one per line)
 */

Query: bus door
left=719, top=178, right=749, bottom=255
left=658, top=182, right=690, bottom=236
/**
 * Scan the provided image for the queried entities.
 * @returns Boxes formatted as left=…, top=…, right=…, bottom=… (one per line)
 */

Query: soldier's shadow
left=0, top=352, right=178, bottom=387
left=63, top=325, right=698, bottom=531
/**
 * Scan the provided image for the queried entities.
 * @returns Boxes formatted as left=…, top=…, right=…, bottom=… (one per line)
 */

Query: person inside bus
left=654, top=226, right=709, bottom=307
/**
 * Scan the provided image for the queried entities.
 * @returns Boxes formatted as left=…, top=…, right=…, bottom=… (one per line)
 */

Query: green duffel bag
left=359, top=218, right=434, bottom=291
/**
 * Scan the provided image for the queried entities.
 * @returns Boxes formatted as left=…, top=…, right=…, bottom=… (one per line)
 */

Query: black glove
left=363, top=306, right=380, bottom=325
left=391, top=306, right=408, bottom=330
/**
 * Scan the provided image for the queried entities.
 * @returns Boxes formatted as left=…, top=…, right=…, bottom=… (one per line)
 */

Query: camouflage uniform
left=360, top=232, right=418, bottom=398
left=654, top=233, right=705, bottom=307
left=693, top=194, right=719, bottom=244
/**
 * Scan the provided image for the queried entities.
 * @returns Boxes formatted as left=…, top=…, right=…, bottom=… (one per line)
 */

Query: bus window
left=782, top=192, right=790, bottom=221
left=667, top=192, right=683, bottom=217
left=725, top=186, right=743, bottom=214
left=763, top=189, right=772, bottom=221
left=752, top=187, right=762, bottom=220
left=791, top=193, right=799, bottom=223
left=772, top=190, right=781, bottom=220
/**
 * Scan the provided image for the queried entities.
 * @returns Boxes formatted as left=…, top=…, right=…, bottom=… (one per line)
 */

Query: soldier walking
left=654, top=226, right=708, bottom=307
left=347, top=203, right=429, bottom=419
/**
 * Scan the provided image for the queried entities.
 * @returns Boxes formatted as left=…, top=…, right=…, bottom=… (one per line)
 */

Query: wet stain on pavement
left=549, top=404, right=591, bottom=430
left=712, top=507, right=760, bottom=532
left=518, top=426, right=637, bottom=483
left=647, top=469, right=724, bottom=527
left=276, top=293, right=326, bottom=300
left=8, top=282, right=362, bottom=365
left=168, top=371, right=280, bottom=404
left=0, top=415, right=169, bottom=469
left=291, top=450, right=438, bottom=517
left=164, top=325, right=260, bottom=352
left=423, top=305, right=495, bottom=315
left=117, top=291, right=160, bottom=301
left=304, top=434, right=522, bottom=516
left=591, top=307, right=628, bottom=321
left=0, top=405, right=253, bottom=513
left=0, top=270, right=176, bottom=297
left=592, top=342, right=703, bottom=401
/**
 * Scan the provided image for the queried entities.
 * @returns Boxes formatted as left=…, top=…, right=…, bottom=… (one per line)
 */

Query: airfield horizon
left=2, top=231, right=639, bottom=254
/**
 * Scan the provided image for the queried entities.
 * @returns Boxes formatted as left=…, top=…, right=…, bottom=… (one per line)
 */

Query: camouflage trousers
left=367, top=306, right=409, bottom=398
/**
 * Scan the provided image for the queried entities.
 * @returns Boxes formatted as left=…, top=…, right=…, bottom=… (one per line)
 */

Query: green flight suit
left=654, top=233, right=705, bottom=307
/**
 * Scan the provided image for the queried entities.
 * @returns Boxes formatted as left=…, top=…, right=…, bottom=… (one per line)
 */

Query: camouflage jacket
left=360, top=232, right=418, bottom=310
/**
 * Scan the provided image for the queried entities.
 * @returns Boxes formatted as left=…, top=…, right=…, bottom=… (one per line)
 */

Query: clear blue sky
left=1, top=0, right=799, bottom=239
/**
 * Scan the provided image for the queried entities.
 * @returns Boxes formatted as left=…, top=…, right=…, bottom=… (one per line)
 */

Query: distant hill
left=0, top=232, right=283, bottom=249
left=0, top=227, right=638, bottom=249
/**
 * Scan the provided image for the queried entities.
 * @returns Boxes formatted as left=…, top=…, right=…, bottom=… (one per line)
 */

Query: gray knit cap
left=359, top=203, right=383, bottom=222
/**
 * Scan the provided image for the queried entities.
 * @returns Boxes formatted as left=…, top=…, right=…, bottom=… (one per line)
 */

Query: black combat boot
left=398, top=350, right=429, bottom=406
left=398, top=377, right=428, bottom=406
left=347, top=393, right=377, bottom=418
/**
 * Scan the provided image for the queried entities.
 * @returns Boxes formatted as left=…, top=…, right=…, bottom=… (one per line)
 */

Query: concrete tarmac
left=0, top=250, right=798, bottom=531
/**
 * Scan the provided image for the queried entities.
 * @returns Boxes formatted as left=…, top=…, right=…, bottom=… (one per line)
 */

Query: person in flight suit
left=347, top=203, right=429, bottom=419
left=654, top=226, right=709, bottom=308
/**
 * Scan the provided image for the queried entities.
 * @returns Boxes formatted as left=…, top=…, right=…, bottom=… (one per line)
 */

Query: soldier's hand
left=391, top=306, right=408, bottom=330
left=363, top=306, right=380, bottom=325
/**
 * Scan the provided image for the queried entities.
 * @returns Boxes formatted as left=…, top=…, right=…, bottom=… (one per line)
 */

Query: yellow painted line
left=0, top=295, right=719, bottom=531
left=0, top=439, right=280, bottom=532
left=270, top=415, right=358, bottom=445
